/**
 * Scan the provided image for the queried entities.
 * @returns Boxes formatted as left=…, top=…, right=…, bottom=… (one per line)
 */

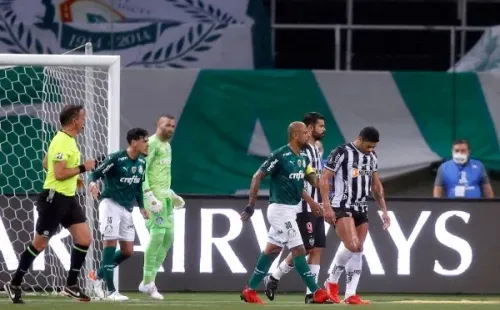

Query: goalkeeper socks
left=328, top=245, right=354, bottom=283
left=66, top=244, right=89, bottom=286
left=143, top=228, right=166, bottom=285
left=151, top=228, right=174, bottom=283
left=345, top=252, right=363, bottom=298
left=272, top=260, right=294, bottom=280
left=11, top=244, right=40, bottom=286
left=248, top=252, right=276, bottom=290
left=293, top=255, right=319, bottom=293
left=101, top=246, right=117, bottom=292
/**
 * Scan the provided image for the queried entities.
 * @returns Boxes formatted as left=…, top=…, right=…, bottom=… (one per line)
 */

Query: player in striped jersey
left=319, top=127, right=390, bottom=305
left=264, top=112, right=330, bottom=304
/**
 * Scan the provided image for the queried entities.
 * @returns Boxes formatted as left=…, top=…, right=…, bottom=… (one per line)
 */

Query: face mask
left=453, top=152, right=468, bottom=164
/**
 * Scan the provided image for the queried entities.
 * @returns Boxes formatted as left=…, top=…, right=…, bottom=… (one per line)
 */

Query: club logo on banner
left=0, top=0, right=243, bottom=68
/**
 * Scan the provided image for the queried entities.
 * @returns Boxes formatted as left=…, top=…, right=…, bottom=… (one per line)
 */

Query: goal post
left=0, top=52, right=120, bottom=296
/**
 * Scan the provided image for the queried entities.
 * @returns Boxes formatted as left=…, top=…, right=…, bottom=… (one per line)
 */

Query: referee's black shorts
left=296, top=212, right=326, bottom=251
left=35, top=190, right=87, bottom=237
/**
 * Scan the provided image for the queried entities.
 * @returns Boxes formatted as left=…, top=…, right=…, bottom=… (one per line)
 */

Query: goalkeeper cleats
left=105, top=291, right=129, bottom=301
left=88, top=270, right=105, bottom=299
left=4, top=282, right=24, bottom=304
left=139, top=281, right=164, bottom=300
left=61, top=285, right=91, bottom=302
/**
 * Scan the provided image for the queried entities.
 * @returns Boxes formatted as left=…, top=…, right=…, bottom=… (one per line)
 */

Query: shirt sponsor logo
left=289, top=170, right=305, bottom=180
left=267, top=158, right=279, bottom=172
left=120, top=175, right=142, bottom=184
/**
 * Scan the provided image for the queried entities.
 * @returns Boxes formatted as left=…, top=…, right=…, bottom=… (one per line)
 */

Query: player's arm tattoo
left=248, top=170, right=266, bottom=206
left=319, top=169, right=334, bottom=205
left=371, top=172, right=387, bottom=211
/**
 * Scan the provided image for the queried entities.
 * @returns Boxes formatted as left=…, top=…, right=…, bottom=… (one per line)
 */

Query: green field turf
left=1, top=292, right=500, bottom=309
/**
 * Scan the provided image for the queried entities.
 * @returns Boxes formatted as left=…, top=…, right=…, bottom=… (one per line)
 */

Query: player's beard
left=313, top=131, right=324, bottom=141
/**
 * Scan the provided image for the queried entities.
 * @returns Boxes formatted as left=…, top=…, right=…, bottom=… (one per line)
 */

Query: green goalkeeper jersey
left=143, top=134, right=173, bottom=227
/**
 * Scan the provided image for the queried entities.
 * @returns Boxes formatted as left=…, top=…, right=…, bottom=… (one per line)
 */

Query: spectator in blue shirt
left=433, top=139, right=494, bottom=198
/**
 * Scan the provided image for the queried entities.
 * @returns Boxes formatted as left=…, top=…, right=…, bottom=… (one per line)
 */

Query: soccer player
left=320, top=126, right=391, bottom=305
left=3, top=104, right=96, bottom=304
left=87, top=128, right=150, bottom=301
left=264, top=112, right=329, bottom=304
left=240, top=121, right=332, bottom=304
left=138, top=115, right=185, bottom=300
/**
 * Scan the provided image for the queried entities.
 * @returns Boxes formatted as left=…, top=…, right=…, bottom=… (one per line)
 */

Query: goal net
left=0, top=50, right=120, bottom=296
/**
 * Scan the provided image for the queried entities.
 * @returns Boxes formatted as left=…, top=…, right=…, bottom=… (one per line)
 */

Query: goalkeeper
left=139, top=115, right=185, bottom=300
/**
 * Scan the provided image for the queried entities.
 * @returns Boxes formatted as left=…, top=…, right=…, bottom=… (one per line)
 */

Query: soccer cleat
left=139, top=281, right=164, bottom=300
left=263, top=275, right=279, bottom=301
left=61, top=285, right=91, bottom=302
left=324, top=280, right=340, bottom=303
left=105, top=291, right=129, bottom=301
left=305, top=293, right=334, bottom=304
left=344, top=295, right=370, bottom=305
left=240, top=286, right=264, bottom=304
left=4, top=282, right=24, bottom=304
left=88, top=270, right=105, bottom=299
left=312, top=288, right=330, bottom=304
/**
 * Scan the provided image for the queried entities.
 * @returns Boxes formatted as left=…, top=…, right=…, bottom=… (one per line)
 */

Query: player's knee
left=32, top=238, right=48, bottom=252
left=344, top=239, right=361, bottom=253
left=77, top=235, right=92, bottom=247
left=290, top=245, right=307, bottom=257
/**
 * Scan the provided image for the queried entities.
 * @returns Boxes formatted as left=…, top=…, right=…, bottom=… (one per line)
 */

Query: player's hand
left=322, top=203, right=335, bottom=225
left=381, top=211, right=390, bottom=230
left=140, top=208, right=149, bottom=219
left=84, top=159, right=96, bottom=171
left=241, top=205, right=254, bottom=222
left=310, top=202, right=323, bottom=217
left=77, top=178, right=84, bottom=189
left=172, top=194, right=185, bottom=209
left=149, top=199, right=162, bottom=213
left=88, top=182, right=99, bottom=199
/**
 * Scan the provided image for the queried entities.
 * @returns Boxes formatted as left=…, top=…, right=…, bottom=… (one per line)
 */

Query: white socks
left=305, top=264, right=320, bottom=294
left=345, top=252, right=363, bottom=298
left=327, top=246, right=354, bottom=283
left=272, top=260, right=294, bottom=280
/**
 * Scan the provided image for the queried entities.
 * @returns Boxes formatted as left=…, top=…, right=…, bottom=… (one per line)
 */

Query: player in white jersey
left=319, top=127, right=391, bottom=305
left=264, top=112, right=330, bottom=304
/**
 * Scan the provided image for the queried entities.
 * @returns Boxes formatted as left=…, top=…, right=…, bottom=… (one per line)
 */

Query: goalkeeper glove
left=171, top=190, right=185, bottom=209
left=145, top=190, right=162, bottom=213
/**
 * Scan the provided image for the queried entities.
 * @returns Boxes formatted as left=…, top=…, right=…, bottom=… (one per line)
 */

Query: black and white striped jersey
left=325, top=143, right=378, bottom=213
left=302, top=142, right=323, bottom=213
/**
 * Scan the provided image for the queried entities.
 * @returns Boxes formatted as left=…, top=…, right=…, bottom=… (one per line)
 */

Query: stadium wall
left=0, top=195, right=499, bottom=293
left=2, top=69, right=500, bottom=195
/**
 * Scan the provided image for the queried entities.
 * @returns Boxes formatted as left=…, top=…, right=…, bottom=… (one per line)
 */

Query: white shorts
left=98, top=198, right=135, bottom=242
left=266, top=203, right=303, bottom=249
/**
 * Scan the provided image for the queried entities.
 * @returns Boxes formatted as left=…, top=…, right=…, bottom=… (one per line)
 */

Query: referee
left=4, top=104, right=96, bottom=304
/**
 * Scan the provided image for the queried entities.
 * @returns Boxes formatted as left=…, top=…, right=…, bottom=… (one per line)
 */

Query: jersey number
left=306, top=222, right=313, bottom=233
left=285, top=221, right=292, bottom=229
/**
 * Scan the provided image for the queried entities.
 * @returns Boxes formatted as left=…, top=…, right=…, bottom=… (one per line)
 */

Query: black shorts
left=296, top=212, right=326, bottom=251
left=35, top=190, right=87, bottom=237
left=334, top=208, right=368, bottom=227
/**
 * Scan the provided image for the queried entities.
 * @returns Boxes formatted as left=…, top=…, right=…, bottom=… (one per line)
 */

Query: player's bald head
left=288, top=121, right=306, bottom=139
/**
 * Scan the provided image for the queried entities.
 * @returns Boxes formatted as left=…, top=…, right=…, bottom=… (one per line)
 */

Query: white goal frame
left=0, top=54, right=120, bottom=153
left=0, top=53, right=121, bottom=293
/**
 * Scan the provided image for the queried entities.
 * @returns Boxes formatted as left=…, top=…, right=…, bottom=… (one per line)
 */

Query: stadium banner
left=1, top=195, right=500, bottom=293
left=0, top=0, right=271, bottom=69
left=2, top=70, right=500, bottom=196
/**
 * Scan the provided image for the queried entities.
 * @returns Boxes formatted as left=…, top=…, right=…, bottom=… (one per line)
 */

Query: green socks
left=293, top=255, right=319, bottom=293
left=100, top=246, right=117, bottom=293
left=248, top=252, right=275, bottom=290
left=97, top=250, right=129, bottom=279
